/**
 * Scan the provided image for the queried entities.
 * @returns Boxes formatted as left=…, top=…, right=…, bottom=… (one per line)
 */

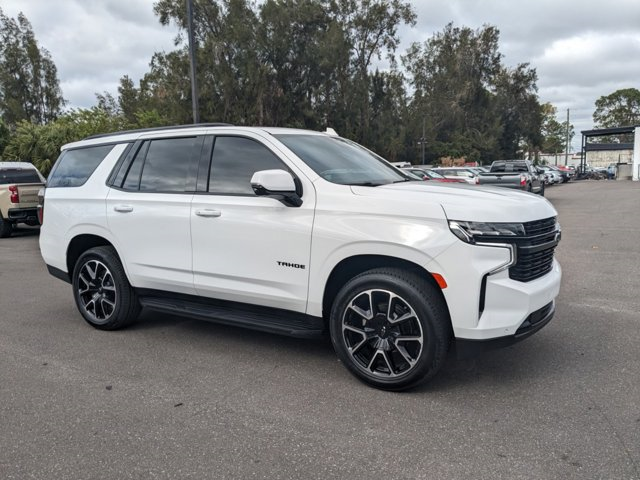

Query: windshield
left=423, top=170, right=445, bottom=179
left=274, top=134, right=409, bottom=186
left=491, top=163, right=528, bottom=173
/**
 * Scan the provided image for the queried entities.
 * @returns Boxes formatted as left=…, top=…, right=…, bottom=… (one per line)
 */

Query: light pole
left=564, top=108, right=570, bottom=166
left=187, top=0, right=199, bottom=124
left=419, top=118, right=426, bottom=165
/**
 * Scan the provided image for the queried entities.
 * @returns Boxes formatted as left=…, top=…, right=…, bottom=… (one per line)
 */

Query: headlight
left=448, top=220, right=525, bottom=244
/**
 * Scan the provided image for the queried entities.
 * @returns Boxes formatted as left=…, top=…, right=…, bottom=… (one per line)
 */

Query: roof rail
left=83, top=122, right=233, bottom=140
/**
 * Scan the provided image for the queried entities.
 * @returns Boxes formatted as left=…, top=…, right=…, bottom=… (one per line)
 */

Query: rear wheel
left=0, top=216, right=12, bottom=238
left=330, top=268, right=451, bottom=391
left=72, top=246, right=140, bottom=330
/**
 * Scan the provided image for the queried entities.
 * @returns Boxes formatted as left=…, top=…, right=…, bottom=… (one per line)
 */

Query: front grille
left=510, top=245, right=555, bottom=281
left=509, top=216, right=558, bottom=282
left=523, top=217, right=557, bottom=237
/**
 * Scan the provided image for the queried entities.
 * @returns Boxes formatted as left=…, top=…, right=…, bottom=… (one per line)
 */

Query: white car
left=39, top=125, right=562, bottom=390
left=539, top=166, right=562, bottom=184
left=431, top=167, right=479, bottom=184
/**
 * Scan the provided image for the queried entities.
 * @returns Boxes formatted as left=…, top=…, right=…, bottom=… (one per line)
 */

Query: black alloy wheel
left=330, top=268, right=451, bottom=391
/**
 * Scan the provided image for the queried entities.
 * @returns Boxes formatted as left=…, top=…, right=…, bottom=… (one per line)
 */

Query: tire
left=526, top=183, right=533, bottom=193
left=72, top=246, right=140, bottom=330
left=539, top=183, right=545, bottom=196
left=329, top=268, right=451, bottom=391
left=0, top=216, right=13, bottom=238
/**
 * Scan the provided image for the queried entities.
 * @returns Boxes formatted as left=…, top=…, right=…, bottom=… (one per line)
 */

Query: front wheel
left=72, top=246, right=140, bottom=330
left=329, top=268, right=451, bottom=391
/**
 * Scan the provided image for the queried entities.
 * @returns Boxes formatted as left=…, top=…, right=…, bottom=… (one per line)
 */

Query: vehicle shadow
left=415, top=334, right=566, bottom=394
left=129, top=307, right=562, bottom=393
left=129, top=308, right=336, bottom=359
left=10, top=225, right=40, bottom=237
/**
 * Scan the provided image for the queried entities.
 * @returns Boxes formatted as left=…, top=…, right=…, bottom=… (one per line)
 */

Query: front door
left=190, top=133, right=315, bottom=313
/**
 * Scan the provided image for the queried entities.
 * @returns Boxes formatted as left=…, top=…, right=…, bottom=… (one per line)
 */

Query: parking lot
left=1, top=181, right=639, bottom=480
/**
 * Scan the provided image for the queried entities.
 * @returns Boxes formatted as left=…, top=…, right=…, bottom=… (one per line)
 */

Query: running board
left=138, top=294, right=325, bottom=339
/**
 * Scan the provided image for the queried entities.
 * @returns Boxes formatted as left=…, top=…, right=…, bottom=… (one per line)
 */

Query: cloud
left=2, top=0, right=640, bottom=149
left=400, top=0, right=640, bottom=147
left=1, top=0, right=179, bottom=108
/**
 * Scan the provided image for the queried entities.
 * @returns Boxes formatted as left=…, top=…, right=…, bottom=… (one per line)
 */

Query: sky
left=2, top=0, right=640, bottom=151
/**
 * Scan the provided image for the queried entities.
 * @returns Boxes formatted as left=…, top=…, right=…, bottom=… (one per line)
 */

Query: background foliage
left=4, top=1, right=634, bottom=176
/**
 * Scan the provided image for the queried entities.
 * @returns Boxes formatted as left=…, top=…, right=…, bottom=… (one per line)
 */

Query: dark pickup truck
left=477, top=160, right=544, bottom=195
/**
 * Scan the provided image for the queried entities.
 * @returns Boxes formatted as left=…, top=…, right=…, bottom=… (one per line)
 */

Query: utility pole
left=564, top=108, right=570, bottom=166
left=187, top=0, right=199, bottom=124
left=421, top=118, right=426, bottom=165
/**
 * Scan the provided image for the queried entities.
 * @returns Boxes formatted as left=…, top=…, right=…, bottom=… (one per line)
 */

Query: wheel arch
left=321, top=254, right=452, bottom=332
left=67, top=234, right=121, bottom=278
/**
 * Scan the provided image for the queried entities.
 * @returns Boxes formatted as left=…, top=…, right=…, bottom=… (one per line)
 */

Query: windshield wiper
left=349, top=182, right=384, bottom=187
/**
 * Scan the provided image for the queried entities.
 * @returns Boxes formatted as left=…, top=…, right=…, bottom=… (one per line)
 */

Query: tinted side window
left=138, top=137, right=198, bottom=193
left=121, top=143, right=148, bottom=190
left=0, top=168, right=42, bottom=184
left=209, top=137, right=286, bottom=195
left=47, top=145, right=115, bottom=188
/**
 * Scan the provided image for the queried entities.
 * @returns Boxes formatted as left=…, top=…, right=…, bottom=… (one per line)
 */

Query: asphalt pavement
left=1, top=181, right=639, bottom=479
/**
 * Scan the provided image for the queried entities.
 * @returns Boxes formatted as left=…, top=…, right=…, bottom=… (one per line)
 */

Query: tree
left=147, top=0, right=415, bottom=163
left=403, top=24, right=505, bottom=163
left=0, top=117, right=10, bottom=156
left=2, top=107, right=124, bottom=175
left=593, top=88, right=640, bottom=129
left=540, top=103, right=574, bottom=155
left=402, top=23, right=543, bottom=163
left=494, top=63, right=541, bottom=158
left=0, top=8, right=65, bottom=126
left=331, top=0, right=415, bottom=141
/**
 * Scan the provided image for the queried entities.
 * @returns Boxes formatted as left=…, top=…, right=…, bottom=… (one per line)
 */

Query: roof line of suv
left=83, top=123, right=233, bottom=141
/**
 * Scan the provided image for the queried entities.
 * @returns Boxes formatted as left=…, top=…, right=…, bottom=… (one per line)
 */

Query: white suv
left=39, top=124, right=562, bottom=390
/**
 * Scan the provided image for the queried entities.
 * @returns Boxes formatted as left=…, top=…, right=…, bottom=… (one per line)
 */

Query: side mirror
left=251, top=169, right=302, bottom=207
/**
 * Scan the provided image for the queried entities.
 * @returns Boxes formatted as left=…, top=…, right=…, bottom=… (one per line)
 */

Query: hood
left=351, top=182, right=557, bottom=223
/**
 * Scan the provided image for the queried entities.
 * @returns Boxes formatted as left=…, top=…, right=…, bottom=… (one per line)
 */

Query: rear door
left=106, top=134, right=204, bottom=294
left=190, top=132, right=315, bottom=313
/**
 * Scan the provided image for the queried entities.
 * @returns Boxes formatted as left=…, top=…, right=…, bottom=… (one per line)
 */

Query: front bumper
left=454, top=300, right=555, bottom=358
left=425, top=240, right=562, bottom=342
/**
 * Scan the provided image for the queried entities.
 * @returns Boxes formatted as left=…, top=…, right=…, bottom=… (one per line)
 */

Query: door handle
left=113, top=205, right=134, bottom=213
left=195, top=209, right=222, bottom=218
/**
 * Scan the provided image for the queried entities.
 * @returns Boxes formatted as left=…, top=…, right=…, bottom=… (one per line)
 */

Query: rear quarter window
left=47, top=144, right=115, bottom=188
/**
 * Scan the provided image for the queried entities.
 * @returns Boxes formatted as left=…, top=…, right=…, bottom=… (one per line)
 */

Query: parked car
left=39, top=124, right=562, bottom=391
left=431, top=167, right=478, bottom=185
left=0, top=162, right=45, bottom=238
left=466, top=167, right=488, bottom=175
left=549, top=165, right=572, bottom=183
left=477, top=160, right=544, bottom=195
left=402, top=167, right=466, bottom=183
left=538, top=166, right=562, bottom=185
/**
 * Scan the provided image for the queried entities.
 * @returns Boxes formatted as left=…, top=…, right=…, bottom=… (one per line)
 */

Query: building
left=580, top=125, right=640, bottom=181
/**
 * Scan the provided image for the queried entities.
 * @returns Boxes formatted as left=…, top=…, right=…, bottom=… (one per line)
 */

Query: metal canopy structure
left=580, top=125, right=640, bottom=180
